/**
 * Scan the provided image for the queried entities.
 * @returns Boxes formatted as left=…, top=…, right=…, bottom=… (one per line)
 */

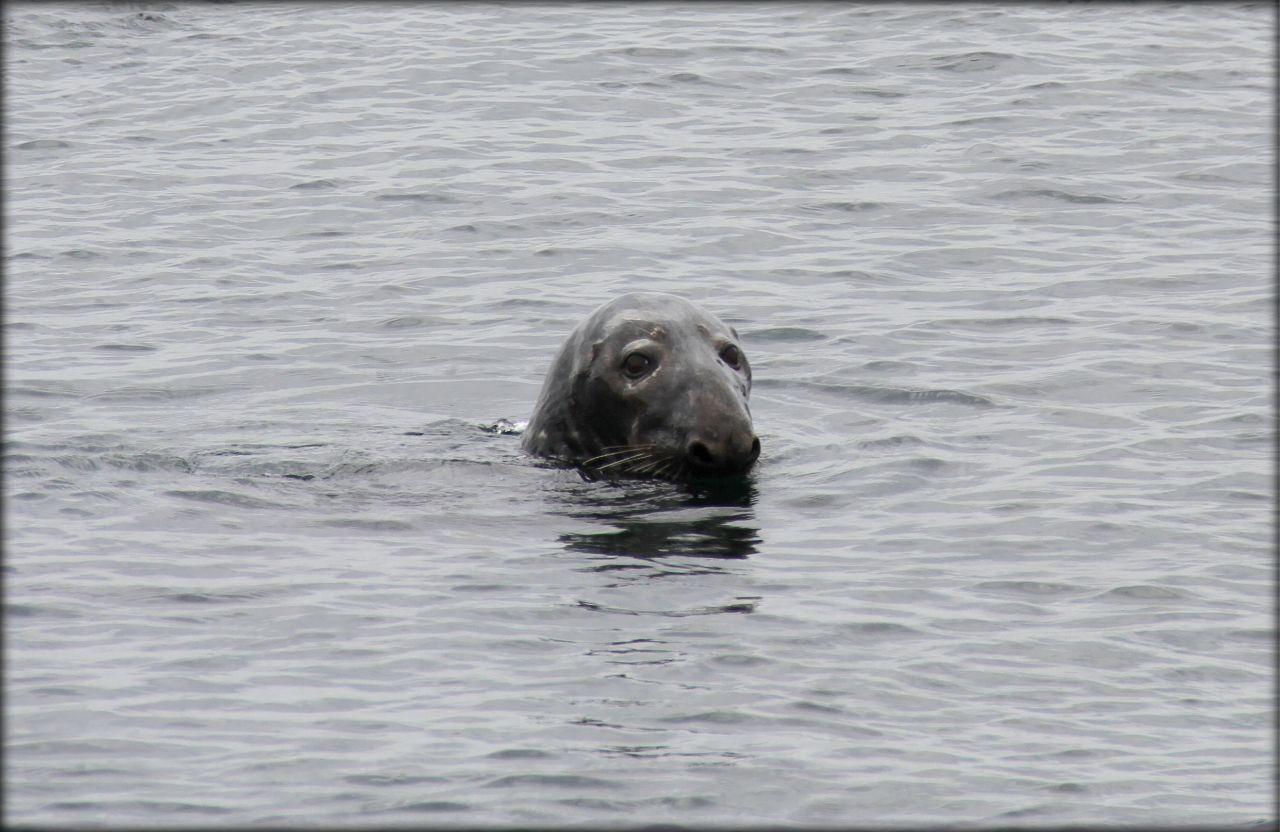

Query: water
left=4, top=2, right=1274, bottom=826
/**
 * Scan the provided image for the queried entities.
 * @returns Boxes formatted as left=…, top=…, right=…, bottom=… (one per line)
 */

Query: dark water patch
left=836, top=621, right=922, bottom=639
left=85, top=386, right=224, bottom=403
left=802, top=201, right=886, bottom=213
left=930, top=316, right=1074, bottom=330
left=46, top=800, right=233, bottom=816
left=61, top=249, right=101, bottom=259
left=790, top=700, right=847, bottom=715
left=858, top=434, right=925, bottom=450
left=92, top=343, right=158, bottom=352
left=905, top=456, right=948, bottom=473
left=998, top=804, right=1054, bottom=819
left=652, top=795, right=717, bottom=810
left=949, top=115, right=1011, bottom=126
left=817, top=66, right=872, bottom=77
left=989, top=188, right=1128, bottom=205
left=708, top=45, right=787, bottom=56
left=83, top=452, right=194, bottom=473
left=379, top=316, right=425, bottom=329
left=488, top=748, right=555, bottom=760
left=613, top=46, right=692, bottom=59
left=747, top=326, right=828, bottom=342
left=486, top=774, right=619, bottom=789
left=159, top=590, right=278, bottom=605
left=11, top=38, right=94, bottom=51
left=5, top=381, right=80, bottom=399
left=662, top=710, right=754, bottom=726
left=345, top=774, right=450, bottom=787
left=596, top=744, right=669, bottom=759
left=758, top=379, right=996, bottom=408
left=14, top=139, right=71, bottom=150
left=973, top=581, right=1089, bottom=598
left=382, top=801, right=472, bottom=813
left=561, top=517, right=759, bottom=559
left=576, top=599, right=756, bottom=617
left=6, top=603, right=81, bottom=620
left=710, top=653, right=770, bottom=667
left=10, top=738, right=167, bottom=756
left=290, top=179, right=343, bottom=191
left=1099, top=585, right=1190, bottom=602
left=1227, top=629, right=1272, bottom=643
left=164, top=489, right=288, bottom=510
left=862, top=360, right=914, bottom=372
left=445, top=220, right=523, bottom=236
left=852, top=88, right=907, bottom=99
left=1225, top=490, right=1269, bottom=502
left=555, top=797, right=628, bottom=810
left=1157, top=665, right=1262, bottom=684
left=319, top=518, right=415, bottom=532
left=931, top=51, right=1017, bottom=72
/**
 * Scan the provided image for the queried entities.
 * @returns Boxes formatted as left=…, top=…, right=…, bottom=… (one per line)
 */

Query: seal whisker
left=635, top=450, right=675, bottom=473
left=645, top=453, right=683, bottom=481
left=593, top=451, right=653, bottom=472
left=582, top=447, right=653, bottom=468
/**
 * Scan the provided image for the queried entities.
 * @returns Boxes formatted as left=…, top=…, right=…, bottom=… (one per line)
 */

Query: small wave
left=15, top=139, right=71, bottom=150
left=374, top=192, right=460, bottom=204
left=486, top=774, right=620, bottom=789
left=164, top=489, right=288, bottom=509
left=746, top=326, right=828, bottom=343
left=989, top=188, right=1128, bottom=205
left=931, top=51, right=1017, bottom=72
left=576, top=599, right=756, bottom=617
left=973, top=580, right=1088, bottom=598
left=765, top=380, right=997, bottom=408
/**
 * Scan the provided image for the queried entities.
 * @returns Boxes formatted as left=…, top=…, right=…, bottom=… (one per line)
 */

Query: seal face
left=523, top=293, right=761, bottom=481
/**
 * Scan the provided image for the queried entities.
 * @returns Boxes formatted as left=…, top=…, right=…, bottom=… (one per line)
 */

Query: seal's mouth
left=580, top=437, right=760, bottom=483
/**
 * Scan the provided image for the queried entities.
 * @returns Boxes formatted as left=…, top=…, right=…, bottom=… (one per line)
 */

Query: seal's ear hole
left=719, top=344, right=743, bottom=370
left=622, top=352, right=654, bottom=379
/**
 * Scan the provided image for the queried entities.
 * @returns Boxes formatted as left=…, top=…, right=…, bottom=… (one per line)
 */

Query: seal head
left=523, top=293, right=760, bottom=480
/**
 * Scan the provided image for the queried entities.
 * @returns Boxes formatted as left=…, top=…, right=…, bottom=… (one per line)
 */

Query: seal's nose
left=687, top=434, right=761, bottom=474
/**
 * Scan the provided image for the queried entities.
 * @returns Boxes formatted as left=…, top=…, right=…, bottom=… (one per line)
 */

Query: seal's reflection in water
left=554, top=476, right=760, bottom=593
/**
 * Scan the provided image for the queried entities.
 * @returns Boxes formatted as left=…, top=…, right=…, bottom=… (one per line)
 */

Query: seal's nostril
left=688, top=440, right=716, bottom=467
left=748, top=436, right=761, bottom=463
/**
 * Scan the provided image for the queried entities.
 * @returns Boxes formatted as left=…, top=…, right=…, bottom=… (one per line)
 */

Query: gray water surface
left=4, top=3, right=1275, bottom=827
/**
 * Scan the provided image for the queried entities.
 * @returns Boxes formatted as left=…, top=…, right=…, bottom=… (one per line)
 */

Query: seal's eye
left=622, top=352, right=653, bottom=379
left=720, top=344, right=742, bottom=370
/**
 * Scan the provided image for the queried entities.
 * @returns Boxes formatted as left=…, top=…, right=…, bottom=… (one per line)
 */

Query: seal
left=523, top=292, right=760, bottom=480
